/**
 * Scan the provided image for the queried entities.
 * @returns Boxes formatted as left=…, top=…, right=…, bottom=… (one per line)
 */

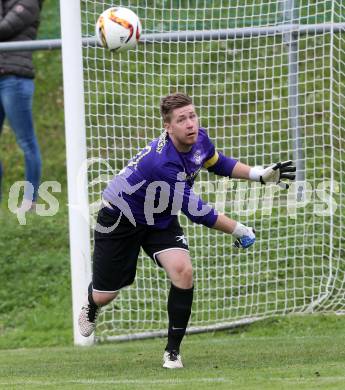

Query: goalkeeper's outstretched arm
left=204, top=150, right=296, bottom=189
left=232, top=160, right=296, bottom=189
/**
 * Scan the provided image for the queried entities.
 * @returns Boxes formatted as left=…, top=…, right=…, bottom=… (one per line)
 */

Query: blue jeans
left=0, top=76, right=41, bottom=201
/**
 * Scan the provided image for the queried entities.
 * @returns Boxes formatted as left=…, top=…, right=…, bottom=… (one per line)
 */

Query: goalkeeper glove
left=250, top=160, right=296, bottom=189
left=232, top=222, right=256, bottom=249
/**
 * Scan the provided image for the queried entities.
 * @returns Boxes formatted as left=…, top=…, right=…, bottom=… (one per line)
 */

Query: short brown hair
left=160, top=92, right=193, bottom=123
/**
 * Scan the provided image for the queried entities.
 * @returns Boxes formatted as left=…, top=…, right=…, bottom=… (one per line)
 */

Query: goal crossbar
left=1, top=22, right=344, bottom=52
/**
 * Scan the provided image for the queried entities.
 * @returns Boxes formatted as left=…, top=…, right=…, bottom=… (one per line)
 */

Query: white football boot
left=78, top=302, right=100, bottom=337
left=163, top=350, right=183, bottom=369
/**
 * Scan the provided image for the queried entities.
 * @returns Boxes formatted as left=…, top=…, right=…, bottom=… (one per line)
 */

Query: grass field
left=1, top=1, right=345, bottom=389
left=2, top=316, right=345, bottom=389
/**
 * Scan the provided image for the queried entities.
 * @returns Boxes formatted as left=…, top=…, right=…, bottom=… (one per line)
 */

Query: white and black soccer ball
left=95, top=7, right=142, bottom=52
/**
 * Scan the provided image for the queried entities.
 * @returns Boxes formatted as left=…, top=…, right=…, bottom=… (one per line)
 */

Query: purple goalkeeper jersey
left=103, top=127, right=237, bottom=229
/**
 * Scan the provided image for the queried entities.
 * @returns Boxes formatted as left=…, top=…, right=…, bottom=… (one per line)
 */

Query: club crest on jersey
left=193, top=150, right=202, bottom=165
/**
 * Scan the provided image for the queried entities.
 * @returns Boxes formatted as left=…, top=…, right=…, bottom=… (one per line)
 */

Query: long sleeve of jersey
left=204, top=151, right=238, bottom=177
left=180, top=182, right=218, bottom=227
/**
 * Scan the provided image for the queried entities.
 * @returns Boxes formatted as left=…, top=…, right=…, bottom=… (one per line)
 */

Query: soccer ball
left=95, top=7, right=142, bottom=52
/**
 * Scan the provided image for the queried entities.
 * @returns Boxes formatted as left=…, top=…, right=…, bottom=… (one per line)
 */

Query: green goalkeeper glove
left=250, top=160, right=296, bottom=190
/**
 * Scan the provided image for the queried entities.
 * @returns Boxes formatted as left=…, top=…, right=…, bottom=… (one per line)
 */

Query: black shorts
left=92, top=207, right=189, bottom=292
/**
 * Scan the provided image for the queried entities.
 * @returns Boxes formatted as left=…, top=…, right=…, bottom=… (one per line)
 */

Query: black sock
left=165, top=283, right=194, bottom=353
left=88, top=282, right=93, bottom=295
left=87, top=282, right=98, bottom=308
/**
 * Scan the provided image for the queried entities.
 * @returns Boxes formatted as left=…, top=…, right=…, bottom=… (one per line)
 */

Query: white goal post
left=60, top=0, right=345, bottom=345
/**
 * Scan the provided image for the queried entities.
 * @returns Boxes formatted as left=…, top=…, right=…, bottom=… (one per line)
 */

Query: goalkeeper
left=78, top=92, right=295, bottom=369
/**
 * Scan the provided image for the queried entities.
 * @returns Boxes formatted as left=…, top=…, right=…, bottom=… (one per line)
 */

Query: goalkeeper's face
left=165, top=104, right=199, bottom=152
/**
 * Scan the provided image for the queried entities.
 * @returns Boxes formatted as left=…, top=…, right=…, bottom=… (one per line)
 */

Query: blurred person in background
left=0, top=0, right=43, bottom=210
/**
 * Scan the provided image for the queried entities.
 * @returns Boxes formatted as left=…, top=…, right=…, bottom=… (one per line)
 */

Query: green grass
left=1, top=316, right=345, bottom=389
left=1, top=3, right=345, bottom=386
left=0, top=206, right=72, bottom=349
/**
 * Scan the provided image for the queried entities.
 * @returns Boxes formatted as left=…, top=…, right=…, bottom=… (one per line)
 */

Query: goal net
left=70, top=0, right=344, bottom=341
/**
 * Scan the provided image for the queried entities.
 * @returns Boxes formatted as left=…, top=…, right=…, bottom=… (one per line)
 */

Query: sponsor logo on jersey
left=156, top=131, right=168, bottom=154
